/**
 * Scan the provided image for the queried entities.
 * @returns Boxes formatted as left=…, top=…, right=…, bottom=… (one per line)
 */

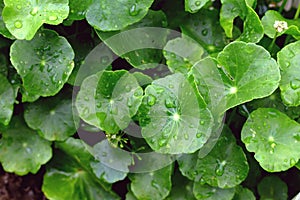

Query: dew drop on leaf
left=201, top=29, right=208, bottom=36
left=196, top=133, right=202, bottom=138
left=158, top=139, right=166, bottom=147
left=30, top=7, right=38, bottom=16
left=14, top=20, right=23, bottom=29
left=215, top=160, right=226, bottom=176
left=165, top=98, right=176, bottom=108
left=290, top=158, right=297, bottom=166
left=184, top=133, right=189, bottom=140
left=48, top=15, right=58, bottom=21
left=195, top=1, right=201, bottom=6
left=129, top=3, right=139, bottom=16
left=290, top=79, right=300, bottom=90
left=147, top=95, right=156, bottom=106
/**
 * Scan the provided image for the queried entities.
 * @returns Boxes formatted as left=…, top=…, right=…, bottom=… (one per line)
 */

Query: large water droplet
left=195, top=1, right=201, bottom=6
left=16, top=5, right=22, bottom=10
left=165, top=98, right=176, bottom=108
left=129, top=3, right=139, bottom=16
left=147, top=95, right=156, bottom=106
left=215, top=160, right=226, bottom=176
left=196, top=133, right=202, bottom=138
left=290, top=79, right=300, bottom=90
left=14, top=20, right=23, bottom=29
left=30, top=7, right=38, bottom=15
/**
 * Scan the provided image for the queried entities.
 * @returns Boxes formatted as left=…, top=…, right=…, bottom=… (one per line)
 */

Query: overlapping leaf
left=42, top=138, right=119, bottom=200
left=138, top=73, right=213, bottom=154
left=76, top=70, right=143, bottom=133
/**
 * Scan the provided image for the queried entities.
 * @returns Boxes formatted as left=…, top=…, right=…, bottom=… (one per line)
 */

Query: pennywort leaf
left=2, top=0, right=69, bottom=40
left=258, top=176, right=288, bottom=200
left=184, top=0, right=210, bottom=13
left=86, top=0, right=154, bottom=31
left=0, top=73, right=14, bottom=126
left=241, top=108, right=300, bottom=172
left=139, top=73, right=214, bottom=154
left=193, top=182, right=235, bottom=200
left=0, top=116, right=52, bottom=175
left=76, top=70, right=143, bottom=134
left=277, top=40, right=300, bottom=106
left=10, top=29, right=74, bottom=100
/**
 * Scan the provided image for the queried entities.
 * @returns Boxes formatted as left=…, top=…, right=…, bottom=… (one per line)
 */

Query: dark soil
left=0, top=166, right=46, bottom=200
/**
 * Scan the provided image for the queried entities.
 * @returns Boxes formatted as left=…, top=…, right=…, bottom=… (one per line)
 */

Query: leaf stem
left=279, top=0, right=287, bottom=13
left=268, top=31, right=278, bottom=52
left=284, top=5, right=300, bottom=45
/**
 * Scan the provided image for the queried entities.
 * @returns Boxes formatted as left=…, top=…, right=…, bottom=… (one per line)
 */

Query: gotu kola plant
left=0, top=0, right=300, bottom=199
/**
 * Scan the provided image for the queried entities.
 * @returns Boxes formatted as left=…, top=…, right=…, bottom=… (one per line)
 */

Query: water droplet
left=96, top=102, right=102, bottom=108
left=16, top=5, right=22, bottom=9
left=170, top=53, right=176, bottom=58
left=168, top=84, right=174, bottom=89
left=134, top=90, right=141, bottom=97
left=231, top=7, right=238, bottom=13
left=151, top=180, right=160, bottom=189
left=290, top=158, right=297, bottom=166
left=158, top=139, right=166, bottom=147
left=201, top=29, right=208, bottom=36
left=173, top=135, right=178, bottom=140
left=82, top=107, right=89, bottom=115
left=290, top=79, right=300, bottom=90
left=48, top=15, right=58, bottom=21
left=196, top=133, right=202, bottom=138
left=215, top=160, right=226, bottom=176
left=125, top=85, right=131, bottom=92
left=129, top=3, right=139, bottom=16
left=30, top=7, right=38, bottom=15
left=200, top=120, right=205, bottom=125
left=195, top=1, right=201, bottom=6
left=165, top=98, right=176, bottom=108
left=84, top=96, right=89, bottom=101
left=200, top=178, right=206, bottom=185
left=147, top=95, right=156, bottom=106
left=184, top=133, right=189, bottom=140
left=46, top=65, right=52, bottom=72
left=14, top=20, right=23, bottom=29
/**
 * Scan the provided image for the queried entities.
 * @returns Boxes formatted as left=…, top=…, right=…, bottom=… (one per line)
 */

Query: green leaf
left=0, top=74, right=14, bottom=126
left=68, top=0, right=92, bottom=21
left=95, top=10, right=168, bottom=70
left=241, top=108, right=300, bottom=172
left=192, top=41, right=279, bottom=113
left=261, top=10, right=300, bottom=40
left=233, top=186, right=255, bottom=200
left=178, top=126, right=249, bottom=188
left=91, top=140, right=131, bottom=182
left=278, top=40, right=300, bottom=106
left=126, top=189, right=138, bottom=200
left=165, top=170, right=196, bottom=200
left=76, top=70, right=143, bottom=133
left=184, top=0, right=210, bottom=13
left=0, top=1, right=13, bottom=39
left=163, top=36, right=204, bottom=74
left=0, top=116, right=52, bottom=175
left=129, top=164, right=173, bottom=200
left=24, top=92, right=78, bottom=141
left=180, top=9, right=229, bottom=53
left=2, top=0, right=69, bottom=40
left=220, top=0, right=264, bottom=43
left=258, top=176, right=288, bottom=200
left=42, top=138, right=119, bottom=200
left=86, top=0, right=154, bottom=31
left=10, top=29, right=74, bottom=100
left=193, top=182, right=235, bottom=200
left=139, top=73, right=214, bottom=154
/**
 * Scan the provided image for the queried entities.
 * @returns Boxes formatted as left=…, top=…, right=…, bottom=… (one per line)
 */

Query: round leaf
left=278, top=40, right=300, bottom=106
left=2, top=0, right=69, bottom=40
left=216, top=41, right=280, bottom=112
left=233, top=186, right=255, bottom=200
left=0, top=74, right=14, bottom=126
left=241, top=108, right=300, bottom=172
left=262, top=10, right=300, bottom=40
left=76, top=70, right=143, bottom=133
left=139, top=73, right=214, bottom=154
left=163, top=37, right=204, bottom=74
left=193, top=182, right=235, bottom=200
left=86, top=0, right=154, bottom=31
left=258, top=176, right=288, bottom=200
left=184, top=0, right=210, bottom=13
left=178, top=126, right=249, bottom=188
left=10, top=29, right=75, bottom=99
left=24, top=93, right=77, bottom=141
left=0, top=116, right=52, bottom=175
left=129, top=164, right=173, bottom=200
